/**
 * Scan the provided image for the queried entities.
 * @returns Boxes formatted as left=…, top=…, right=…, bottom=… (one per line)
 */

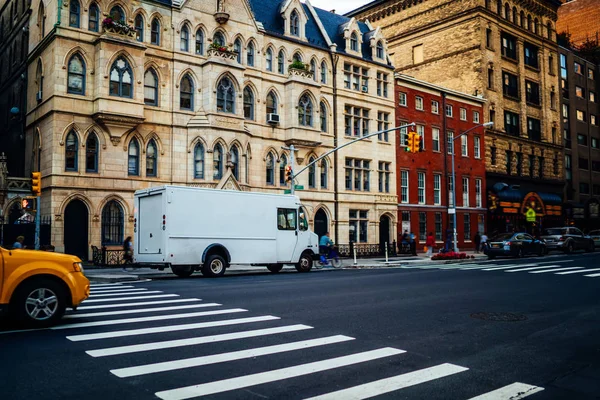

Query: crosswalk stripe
left=88, top=290, right=163, bottom=298
left=466, top=382, right=544, bottom=399
left=505, top=265, right=562, bottom=273
left=555, top=267, right=600, bottom=275
left=89, top=283, right=126, bottom=287
left=87, top=323, right=310, bottom=357
left=64, top=303, right=221, bottom=319
left=90, top=287, right=144, bottom=293
left=482, top=260, right=574, bottom=271
left=83, top=294, right=179, bottom=303
left=53, top=308, right=247, bottom=330
left=530, top=267, right=583, bottom=274
left=111, top=335, right=355, bottom=378
left=70, top=315, right=281, bottom=343
left=154, top=347, right=405, bottom=400
left=305, top=363, right=468, bottom=400
left=585, top=272, right=600, bottom=277
left=77, top=298, right=202, bottom=310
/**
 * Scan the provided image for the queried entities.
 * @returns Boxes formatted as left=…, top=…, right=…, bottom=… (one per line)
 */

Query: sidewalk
left=84, top=250, right=487, bottom=283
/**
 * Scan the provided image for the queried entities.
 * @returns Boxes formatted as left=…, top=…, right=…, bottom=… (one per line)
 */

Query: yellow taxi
left=0, top=246, right=90, bottom=327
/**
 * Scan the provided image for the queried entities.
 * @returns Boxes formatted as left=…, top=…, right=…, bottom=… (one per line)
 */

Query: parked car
left=589, top=230, right=600, bottom=248
left=0, top=246, right=90, bottom=327
left=540, top=227, right=595, bottom=254
left=484, top=232, right=547, bottom=259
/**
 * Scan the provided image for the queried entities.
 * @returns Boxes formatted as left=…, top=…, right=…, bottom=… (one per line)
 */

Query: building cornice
left=395, top=73, right=487, bottom=104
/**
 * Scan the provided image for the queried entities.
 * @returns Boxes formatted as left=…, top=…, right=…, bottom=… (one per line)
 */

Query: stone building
left=557, top=0, right=600, bottom=47
left=20, top=0, right=396, bottom=259
left=349, top=0, right=565, bottom=235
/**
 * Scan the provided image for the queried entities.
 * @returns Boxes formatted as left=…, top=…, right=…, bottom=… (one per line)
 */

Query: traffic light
left=31, top=172, right=41, bottom=196
left=21, top=198, right=31, bottom=210
left=405, top=131, right=416, bottom=153
left=284, top=165, right=293, bottom=182
left=414, top=134, right=422, bottom=153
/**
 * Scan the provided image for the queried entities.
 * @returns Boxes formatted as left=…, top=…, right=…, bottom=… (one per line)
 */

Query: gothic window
left=135, top=14, right=144, bottom=42
left=533, top=18, right=539, bottom=34
left=512, top=7, right=517, bottom=24
left=128, top=138, right=139, bottom=176
left=308, top=156, right=316, bottom=188
left=266, top=48, right=273, bottom=71
left=101, top=201, right=123, bottom=245
left=247, top=41, right=255, bottom=66
left=36, top=59, right=43, bottom=100
left=216, top=76, right=235, bottom=113
left=290, top=9, right=299, bottom=36
left=65, top=130, right=78, bottom=171
left=279, top=154, right=287, bottom=185
left=230, top=146, right=239, bottom=180
left=266, top=91, right=277, bottom=116
left=350, top=32, right=358, bottom=51
left=376, top=41, right=384, bottom=58
left=193, top=143, right=204, bottom=179
left=266, top=153, right=275, bottom=185
left=213, top=31, right=225, bottom=46
left=144, top=69, right=158, bottom=106
left=504, top=3, right=510, bottom=21
left=67, top=54, right=85, bottom=95
left=38, top=2, right=45, bottom=38
left=310, top=59, right=317, bottom=81
left=293, top=52, right=302, bottom=62
left=88, top=3, right=99, bottom=32
left=298, top=94, right=313, bottom=126
left=109, top=57, right=133, bottom=98
left=213, top=144, right=223, bottom=180
left=320, top=101, right=327, bottom=132
left=180, top=25, right=189, bottom=52
left=85, top=133, right=98, bottom=172
left=278, top=50, right=284, bottom=74
left=180, top=74, right=194, bottom=110
left=69, top=0, right=80, bottom=28
left=520, top=11, right=525, bottom=28
left=320, top=61, right=327, bottom=83
left=146, top=140, right=157, bottom=177
left=151, top=18, right=160, bottom=45
left=109, top=6, right=125, bottom=22
left=320, top=159, right=328, bottom=189
left=195, top=29, right=204, bottom=54
left=243, top=86, right=254, bottom=120
left=234, top=38, right=242, bottom=63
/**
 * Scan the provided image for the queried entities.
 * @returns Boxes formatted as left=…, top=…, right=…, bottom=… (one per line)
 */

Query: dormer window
left=290, top=10, right=300, bottom=37
left=376, top=41, right=384, bottom=59
left=350, top=32, right=358, bottom=51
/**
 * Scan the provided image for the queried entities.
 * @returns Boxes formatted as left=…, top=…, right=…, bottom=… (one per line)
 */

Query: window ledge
left=501, top=55, right=519, bottom=65
left=526, top=102, right=542, bottom=109
left=524, top=64, right=540, bottom=72
left=503, top=94, right=520, bottom=102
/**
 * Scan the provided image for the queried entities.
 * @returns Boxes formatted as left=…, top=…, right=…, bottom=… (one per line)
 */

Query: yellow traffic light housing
left=406, top=131, right=416, bottom=153
left=414, top=134, right=422, bottom=153
left=31, top=172, right=41, bottom=196
left=285, top=165, right=293, bottom=182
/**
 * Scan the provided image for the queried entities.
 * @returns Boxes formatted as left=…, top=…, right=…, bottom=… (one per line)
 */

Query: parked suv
left=540, top=227, right=595, bottom=254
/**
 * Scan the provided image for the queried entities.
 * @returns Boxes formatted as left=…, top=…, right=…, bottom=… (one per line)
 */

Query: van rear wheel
left=202, top=254, right=227, bottom=277
left=267, top=264, right=283, bottom=273
left=171, top=265, right=194, bottom=278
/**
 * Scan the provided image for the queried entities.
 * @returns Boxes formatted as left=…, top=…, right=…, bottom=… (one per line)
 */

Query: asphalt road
left=1, top=252, right=599, bottom=399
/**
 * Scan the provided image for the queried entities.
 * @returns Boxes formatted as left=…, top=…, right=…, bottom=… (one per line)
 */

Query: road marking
left=89, top=283, right=126, bottom=287
left=53, top=308, right=246, bottom=330
left=529, top=267, right=583, bottom=274
left=111, top=335, right=354, bottom=377
left=154, top=347, right=405, bottom=400
left=88, top=290, right=163, bottom=298
left=89, top=287, right=144, bottom=293
left=305, top=363, right=468, bottom=400
left=482, top=260, right=574, bottom=271
left=69, top=315, right=281, bottom=342
left=64, top=303, right=221, bottom=318
left=83, top=294, right=179, bottom=303
left=466, top=382, right=544, bottom=399
left=505, top=265, right=562, bottom=273
left=555, top=267, right=600, bottom=275
left=585, top=272, right=600, bottom=277
left=76, top=298, right=202, bottom=310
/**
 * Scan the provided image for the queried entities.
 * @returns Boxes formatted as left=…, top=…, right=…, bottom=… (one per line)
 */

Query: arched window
left=279, top=154, right=287, bottom=185
left=320, top=159, right=328, bottom=189
left=195, top=29, right=204, bottom=54
left=216, top=76, right=235, bottom=113
left=86, top=133, right=98, bottom=172
left=266, top=91, right=277, bottom=116
left=320, top=101, right=327, bottom=132
left=109, top=57, right=133, bottom=98
left=298, top=94, right=313, bottom=126
left=101, top=200, right=123, bottom=245
left=213, top=144, right=223, bottom=180
left=293, top=52, right=302, bottom=62
left=144, top=69, right=158, bottom=106
left=243, top=86, right=254, bottom=120
left=213, top=31, right=225, bottom=46
left=146, top=140, right=157, bottom=177
left=310, top=59, right=317, bottom=81
left=38, top=2, right=45, bottom=39
left=308, top=156, right=316, bottom=188
left=151, top=18, right=160, bottom=45
left=266, top=48, right=273, bottom=71
left=69, top=0, right=80, bottom=28
left=277, top=50, right=285, bottom=74
left=266, top=153, right=275, bottom=185
left=504, top=3, right=510, bottom=21
left=320, top=61, right=327, bottom=84
left=193, top=143, right=204, bottom=179
left=88, top=3, right=99, bottom=32
left=350, top=32, right=358, bottom=51
left=247, top=41, right=255, bottom=66
left=109, top=6, right=124, bottom=22
left=376, top=41, right=384, bottom=58
left=65, top=130, right=78, bottom=171
left=527, top=15, right=532, bottom=31
left=533, top=18, right=538, bottom=34
left=67, top=54, right=85, bottom=95
left=496, top=0, right=501, bottom=14
left=520, top=11, right=525, bottom=28
left=512, top=7, right=518, bottom=24
left=230, top=146, right=239, bottom=180
left=36, top=59, right=43, bottom=100
left=180, top=25, right=189, bottom=52
left=128, top=138, right=139, bottom=176
left=547, top=21, right=553, bottom=40
left=234, top=38, right=242, bottom=63
left=135, top=14, right=144, bottom=42
left=290, top=9, right=299, bottom=36
left=180, top=74, right=194, bottom=110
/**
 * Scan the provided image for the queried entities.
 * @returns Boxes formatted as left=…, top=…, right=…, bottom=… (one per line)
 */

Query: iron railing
left=91, top=245, right=125, bottom=267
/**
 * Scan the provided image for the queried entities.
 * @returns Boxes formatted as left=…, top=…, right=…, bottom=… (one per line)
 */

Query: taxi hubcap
left=25, top=288, right=58, bottom=320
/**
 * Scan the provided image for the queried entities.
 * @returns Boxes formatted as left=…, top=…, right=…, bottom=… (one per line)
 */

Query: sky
left=308, top=0, right=372, bottom=15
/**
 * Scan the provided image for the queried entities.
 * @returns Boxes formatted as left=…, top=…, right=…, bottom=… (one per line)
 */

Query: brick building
left=396, top=74, right=487, bottom=250
left=557, top=0, right=600, bottom=46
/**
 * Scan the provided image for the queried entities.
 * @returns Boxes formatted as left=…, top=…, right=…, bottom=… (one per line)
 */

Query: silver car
left=589, top=230, right=600, bottom=248
left=540, top=227, right=595, bottom=254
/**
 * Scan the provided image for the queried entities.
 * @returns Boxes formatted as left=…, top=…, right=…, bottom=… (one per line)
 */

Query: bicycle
left=316, top=245, right=343, bottom=269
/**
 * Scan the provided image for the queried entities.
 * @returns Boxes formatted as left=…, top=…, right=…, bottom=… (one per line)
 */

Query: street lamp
left=449, top=121, right=494, bottom=252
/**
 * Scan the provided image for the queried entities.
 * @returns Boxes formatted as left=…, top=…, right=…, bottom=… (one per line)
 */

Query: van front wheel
left=295, top=252, right=313, bottom=273
left=202, top=254, right=227, bottom=277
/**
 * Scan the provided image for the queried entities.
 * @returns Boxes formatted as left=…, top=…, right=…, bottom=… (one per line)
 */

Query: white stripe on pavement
left=64, top=303, right=221, bottom=319
left=585, top=272, right=600, bottom=277
left=482, top=260, right=574, bottom=271
left=83, top=294, right=179, bottom=303
left=76, top=298, right=202, bottom=310
left=111, top=335, right=354, bottom=378
left=555, top=267, right=600, bottom=275
left=529, top=267, right=583, bottom=274
left=88, top=290, right=163, bottom=298
left=70, top=315, right=281, bottom=343
left=87, top=323, right=310, bottom=357
left=89, top=287, right=143, bottom=293
left=89, top=283, right=126, bottom=287
left=467, top=382, right=544, bottom=399
left=305, top=363, right=468, bottom=400
left=155, top=347, right=405, bottom=400
left=53, top=308, right=246, bottom=330
left=505, top=265, right=562, bottom=273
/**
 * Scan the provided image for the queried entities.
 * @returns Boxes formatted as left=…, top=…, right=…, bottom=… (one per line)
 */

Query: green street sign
left=294, top=185, right=304, bottom=190
left=284, top=189, right=292, bottom=194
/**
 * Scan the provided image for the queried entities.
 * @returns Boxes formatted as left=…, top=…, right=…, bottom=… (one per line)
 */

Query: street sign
left=448, top=208, right=456, bottom=214
left=294, top=185, right=304, bottom=190
left=284, top=189, right=291, bottom=194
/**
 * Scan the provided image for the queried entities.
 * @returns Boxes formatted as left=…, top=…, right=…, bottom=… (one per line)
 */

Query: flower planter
left=207, top=47, right=237, bottom=61
left=288, top=67, right=314, bottom=79
left=102, top=18, right=136, bottom=38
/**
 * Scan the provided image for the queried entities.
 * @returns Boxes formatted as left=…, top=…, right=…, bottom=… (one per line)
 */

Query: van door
left=276, top=208, right=298, bottom=262
left=295, top=206, right=312, bottom=255
left=138, top=193, right=164, bottom=254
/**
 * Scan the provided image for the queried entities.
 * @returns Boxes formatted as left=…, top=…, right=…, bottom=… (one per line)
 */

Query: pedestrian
left=409, top=231, right=417, bottom=255
left=474, top=231, right=481, bottom=253
left=12, top=236, right=25, bottom=249
left=425, top=232, right=435, bottom=257
left=122, top=236, right=134, bottom=272
left=481, top=232, right=488, bottom=252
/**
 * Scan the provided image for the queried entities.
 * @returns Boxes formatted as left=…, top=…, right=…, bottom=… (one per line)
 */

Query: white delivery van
left=133, top=185, right=319, bottom=277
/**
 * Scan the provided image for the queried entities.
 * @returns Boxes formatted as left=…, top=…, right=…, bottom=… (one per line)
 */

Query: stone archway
left=64, top=199, right=89, bottom=260
left=314, top=208, right=328, bottom=239
left=379, top=214, right=391, bottom=251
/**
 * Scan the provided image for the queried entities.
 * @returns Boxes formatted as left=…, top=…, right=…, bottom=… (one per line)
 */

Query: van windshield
left=298, top=207, right=308, bottom=231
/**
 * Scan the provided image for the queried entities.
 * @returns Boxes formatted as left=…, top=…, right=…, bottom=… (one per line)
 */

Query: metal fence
left=337, top=241, right=400, bottom=258
left=91, top=245, right=126, bottom=267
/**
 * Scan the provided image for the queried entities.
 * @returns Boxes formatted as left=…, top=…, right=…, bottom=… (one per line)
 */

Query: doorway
left=314, top=208, right=328, bottom=239
left=64, top=199, right=89, bottom=261
left=379, top=215, right=391, bottom=251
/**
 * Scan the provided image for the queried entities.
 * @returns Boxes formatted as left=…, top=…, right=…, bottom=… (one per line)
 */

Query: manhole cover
left=470, top=312, right=527, bottom=322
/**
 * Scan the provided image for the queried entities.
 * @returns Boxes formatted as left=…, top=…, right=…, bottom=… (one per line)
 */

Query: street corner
left=84, top=273, right=151, bottom=284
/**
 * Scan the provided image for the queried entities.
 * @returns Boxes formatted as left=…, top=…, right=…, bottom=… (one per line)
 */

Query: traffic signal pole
left=35, top=196, right=40, bottom=250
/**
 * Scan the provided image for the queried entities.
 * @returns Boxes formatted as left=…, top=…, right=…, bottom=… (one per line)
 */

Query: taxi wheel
left=12, top=278, right=67, bottom=328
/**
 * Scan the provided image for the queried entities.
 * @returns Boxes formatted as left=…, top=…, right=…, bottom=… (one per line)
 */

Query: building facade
left=19, top=0, right=396, bottom=259
left=557, top=0, right=600, bottom=47
left=559, top=47, right=600, bottom=229
left=395, top=74, right=487, bottom=250
left=349, top=0, right=565, bottom=236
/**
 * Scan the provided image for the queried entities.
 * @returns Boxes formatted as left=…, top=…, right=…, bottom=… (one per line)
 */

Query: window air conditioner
left=267, top=113, right=280, bottom=124
left=36, top=91, right=42, bottom=102
left=361, top=85, right=368, bottom=93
